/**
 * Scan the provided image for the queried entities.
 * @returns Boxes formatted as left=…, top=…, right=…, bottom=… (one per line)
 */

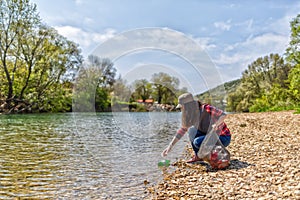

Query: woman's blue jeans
left=188, top=127, right=231, bottom=154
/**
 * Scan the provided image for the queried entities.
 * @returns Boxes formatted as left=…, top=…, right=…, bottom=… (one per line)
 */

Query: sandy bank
left=147, top=111, right=300, bottom=199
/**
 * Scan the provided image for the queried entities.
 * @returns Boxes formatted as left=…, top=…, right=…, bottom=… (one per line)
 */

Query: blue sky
left=31, top=0, right=300, bottom=93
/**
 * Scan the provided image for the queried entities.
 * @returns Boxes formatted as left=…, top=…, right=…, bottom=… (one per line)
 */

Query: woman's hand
left=161, top=146, right=172, bottom=157
left=161, top=131, right=182, bottom=157
left=212, top=124, right=219, bottom=130
left=212, top=116, right=226, bottom=130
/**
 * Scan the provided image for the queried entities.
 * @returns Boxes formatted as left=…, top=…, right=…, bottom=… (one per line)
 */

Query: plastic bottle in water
left=158, top=159, right=170, bottom=167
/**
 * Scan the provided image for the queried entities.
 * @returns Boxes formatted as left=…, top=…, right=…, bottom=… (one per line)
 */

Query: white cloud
left=215, top=5, right=299, bottom=69
left=190, top=36, right=216, bottom=51
left=74, top=0, right=83, bottom=5
left=246, top=33, right=288, bottom=51
left=216, top=53, right=249, bottom=66
left=215, top=33, right=289, bottom=65
left=83, top=17, right=94, bottom=26
left=214, top=20, right=232, bottom=31
left=234, top=19, right=254, bottom=32
left=54, top=26, right=116, bottom=56
left=211, top=32, right=290, bottom=80
left=267, top=11, right=299, bottom=36
left=209, top=6, right=298, bottom=81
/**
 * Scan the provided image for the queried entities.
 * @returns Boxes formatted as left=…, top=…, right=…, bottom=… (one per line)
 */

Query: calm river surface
left=0, top=112, right=188, bottom=199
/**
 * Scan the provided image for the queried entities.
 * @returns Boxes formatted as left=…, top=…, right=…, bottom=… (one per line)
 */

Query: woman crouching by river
left=161, top=93, right=231, bottom=163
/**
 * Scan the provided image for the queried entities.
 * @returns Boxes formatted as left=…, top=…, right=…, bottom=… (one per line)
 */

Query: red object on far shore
left=136, top=99, right=154, bottom=103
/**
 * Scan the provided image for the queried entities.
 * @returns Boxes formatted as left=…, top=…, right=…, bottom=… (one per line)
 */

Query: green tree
left=132, top=79, right=152, bottom=102
left=288, top=64, right=300, bottom=103
left=285, top=14, right=300, bottom=108
left=73, top=67, right=98, bottom=112
left=151, top=72, right=179, bottom=104
left=73, top=56, right=116, bottom=112
left=0, top=0, right=40, bottom=102
left=87, top=55, right=116, bottom=111
left=28, top=27, right=82, bottom=112
left=112, top=75, right=132, bottom=102
left=227, top=54, right=291, bottom=112
left=87, top=55, right=116, bottom=90
left=0, top=0, right=82, bottom=113
left=226, top=14, right=300, bottom=112
left=286, top=14, right=300, bottom=65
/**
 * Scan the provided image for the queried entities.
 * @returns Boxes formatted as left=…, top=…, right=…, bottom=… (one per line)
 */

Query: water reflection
left=0, top=112, right=186, bottom=199
left=0, top=114, right=68, bottom=199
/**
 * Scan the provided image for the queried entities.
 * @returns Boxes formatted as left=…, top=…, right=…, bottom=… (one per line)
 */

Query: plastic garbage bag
left=197, top=129, right=230, bottom=169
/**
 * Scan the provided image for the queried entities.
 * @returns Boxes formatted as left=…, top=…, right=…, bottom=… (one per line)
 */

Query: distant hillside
left=196, top=79, right=241, bottom=111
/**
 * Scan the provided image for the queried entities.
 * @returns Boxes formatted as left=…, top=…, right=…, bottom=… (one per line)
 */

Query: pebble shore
left=147, top=111, right=300, bottom=199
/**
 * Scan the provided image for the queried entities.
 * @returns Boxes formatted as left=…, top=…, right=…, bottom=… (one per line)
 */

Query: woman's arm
left=161, top=127, right=187, bottom=157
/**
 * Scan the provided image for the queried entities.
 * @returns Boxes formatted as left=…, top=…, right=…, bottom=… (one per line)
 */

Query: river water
left=0, top=112, right=188, bottom=199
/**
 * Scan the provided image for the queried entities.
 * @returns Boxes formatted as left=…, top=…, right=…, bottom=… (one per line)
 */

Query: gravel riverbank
left=147, top=111, right=300, bottom=199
